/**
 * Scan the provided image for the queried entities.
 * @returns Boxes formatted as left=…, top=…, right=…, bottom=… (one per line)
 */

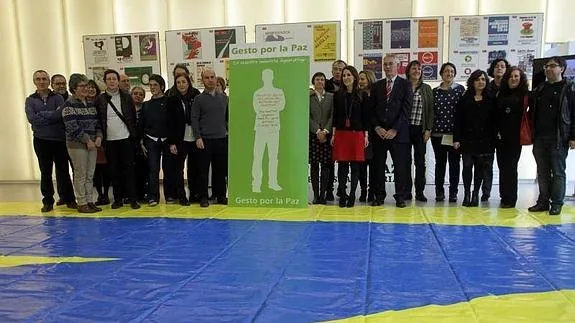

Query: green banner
left=229, top=44, right=310, bottom=208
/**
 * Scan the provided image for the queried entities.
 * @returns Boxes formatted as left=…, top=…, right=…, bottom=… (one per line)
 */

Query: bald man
left=119, top=74, right=131, bottom=92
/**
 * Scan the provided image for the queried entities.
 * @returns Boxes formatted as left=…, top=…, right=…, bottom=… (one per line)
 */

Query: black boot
left=367, top=191, right=375, bottom=202
left=339, top=195, right=347, bottom=208
left=462, top=190, right=471, bottom=207
left=470, top=191, right=479, bottom=207
left=346, top=195, right=356, bottom=207
left=359, top=189, right=367, bottom=202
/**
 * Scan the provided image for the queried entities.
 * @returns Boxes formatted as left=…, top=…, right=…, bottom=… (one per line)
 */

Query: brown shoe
left=77, top=204, right=97, bottom=213
left=88, top=203, right=102, bottom=212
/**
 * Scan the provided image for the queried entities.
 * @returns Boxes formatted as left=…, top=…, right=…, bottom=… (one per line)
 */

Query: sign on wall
left=255, top=21, right=341, bottom=80
left=449, top=13, right=544, bottom=81
left=165, top=26, right=246, bottom=88
left=354, top=17, right=444, bottom=81
left=83, top=32, right=161, bottom=90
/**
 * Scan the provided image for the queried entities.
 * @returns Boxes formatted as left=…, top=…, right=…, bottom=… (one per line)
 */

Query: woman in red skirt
left=331, top=66, right=370, bottom=207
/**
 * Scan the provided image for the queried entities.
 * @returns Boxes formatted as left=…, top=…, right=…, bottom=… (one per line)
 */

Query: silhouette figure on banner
left=251, top=69, right=285, bottom=193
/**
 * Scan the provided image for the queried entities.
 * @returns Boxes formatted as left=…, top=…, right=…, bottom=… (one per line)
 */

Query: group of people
left=308, top=54, right=575, bottom=215
left=25, top=53, right=575, bottom=216
left=25, top=64, right=229, bottom=213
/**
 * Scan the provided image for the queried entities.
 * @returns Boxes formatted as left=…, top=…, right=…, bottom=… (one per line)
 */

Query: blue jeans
left=533, top=139, right=568, bottom=206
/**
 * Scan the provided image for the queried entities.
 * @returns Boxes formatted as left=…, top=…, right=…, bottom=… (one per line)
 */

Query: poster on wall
left=354, top=17, right=444, bottom=81
left=83, top=32, right=161, bottom=90
left=449, top=13, right=543, bottom=81
left=165, top=26, right=246, bottom=87
left=256, top=21, right=341, bottom=80
left=229, top=43, right=310, bottom=208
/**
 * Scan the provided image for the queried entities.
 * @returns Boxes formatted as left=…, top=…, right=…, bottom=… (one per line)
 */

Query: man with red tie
left=370, top=54, right=413, bottom=208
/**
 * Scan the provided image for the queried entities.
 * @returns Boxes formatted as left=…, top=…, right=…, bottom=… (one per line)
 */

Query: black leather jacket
left=530, top=80, right=575, bottom=146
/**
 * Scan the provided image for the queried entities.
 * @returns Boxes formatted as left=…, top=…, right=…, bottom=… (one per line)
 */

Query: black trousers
left=482, top=153, right=494, bottom=196
left=337, top=162, right=360, bottom=197
left=134, top=153, right=149, bottom=201
left=496, top=141, right=522, bottom=205
left=33, top=137, right=75, bottom=205
left=431, top=136, right=460, bottom=197
left=310, top=162, right=331, bottom=198
left=93, top=163, right=110, bottom=197
left=372, top=136, right=410, bottom=201
left=197, top=138, right=228, bottom=200
left=106, top=138, right=137, bottom=203
left=358, top=160, right=375, bottom=193
left=185, top=141, right=200, bottom=200
left=462, top=153, right=493, bottom=194
left=144, top=137, right=171, bottom=202
left=407, top=125, right=427, bottom=195
left=167, top=142, right=188, bottom=200
left=533, top=138, right=568, bottom=207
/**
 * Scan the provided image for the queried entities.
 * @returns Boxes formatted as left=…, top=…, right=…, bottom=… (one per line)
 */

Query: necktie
left=386, top=79, right=392, bottom=101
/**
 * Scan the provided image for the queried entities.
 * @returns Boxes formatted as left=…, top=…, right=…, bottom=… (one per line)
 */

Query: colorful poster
left=396, top=53, right=410, bottom=76
left=488, top=50, right=507, bottom=64
left=229, top=43, right=310, bottom=208
left=114, top=36, right=133, bottom=62
left=124, top=66, right=153, bottom=87
left=139, top=34, right=158, bottom=61
left=313, top=24, right=337, bottom=62
left=459, top=17, right=481, bottom=46
left=182, top=31, right=202, bottom=59
left=518, top=15, right=538, bottom=45
left=487, top=16, right=509, bottom=46
left=363, top=21, right=383, bottom=50
left=418, top=19, right=439, bottom=48
left=215, top=29, right=237, bottom=59
left=390, top=20, right=411, bottom=49
left=362, top=54, right=383, bottom=79
left=89, top=37, right=108, bottom=65
left=418, top=52, right=438, bottom=80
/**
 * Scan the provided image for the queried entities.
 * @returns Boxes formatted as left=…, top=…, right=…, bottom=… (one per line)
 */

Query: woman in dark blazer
left=496, top=66, right=529, bottom=208
left=453, top=69, right=497, bottom=207
left=331, top=66, right=369, bottom=208
left=309, top=72, right=334, bottom=204
left=166, top=74, right=201, bottom=206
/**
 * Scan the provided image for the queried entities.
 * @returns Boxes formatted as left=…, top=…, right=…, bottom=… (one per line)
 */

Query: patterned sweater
left=432, top=83, right=465, bottom=135
left=62, top=97, right=102, bottom=149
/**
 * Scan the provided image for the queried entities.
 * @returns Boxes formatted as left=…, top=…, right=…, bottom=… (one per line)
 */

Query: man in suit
left=371, top=54, right=413, bottom=208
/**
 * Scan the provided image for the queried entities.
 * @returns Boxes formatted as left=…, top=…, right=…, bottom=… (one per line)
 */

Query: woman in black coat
left=453, top=69, right=497, bottom=207
left=495, top=67, right=529, bottom=208
left=166, top=74, right=201, bottom=205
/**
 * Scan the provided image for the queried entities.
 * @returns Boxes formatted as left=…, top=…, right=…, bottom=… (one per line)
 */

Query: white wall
left=2, top=0, right=575, bottom=181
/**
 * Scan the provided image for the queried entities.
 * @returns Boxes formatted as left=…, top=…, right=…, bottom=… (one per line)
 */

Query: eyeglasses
left=544, top=63, right=560, bottom=69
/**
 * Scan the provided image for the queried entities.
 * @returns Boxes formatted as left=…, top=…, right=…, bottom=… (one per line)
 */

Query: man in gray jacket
left=191, top=68, right=228, bottom=207
left=25, top=70, right=76, bottom=212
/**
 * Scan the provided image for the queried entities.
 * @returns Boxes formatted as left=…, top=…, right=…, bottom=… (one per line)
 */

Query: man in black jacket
left=95, top=69, right=140, bottom=209
left=370, top=54, right=413, bottom=208
left=529, top=56, right=575, bottom=215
